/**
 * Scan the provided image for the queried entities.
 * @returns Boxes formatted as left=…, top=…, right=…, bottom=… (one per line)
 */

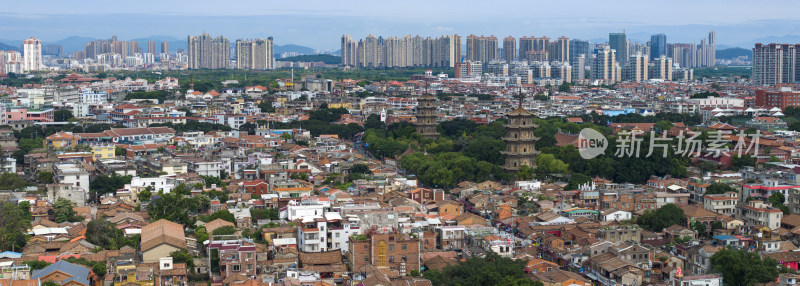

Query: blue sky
left=2, top=0, right=800, bottom=49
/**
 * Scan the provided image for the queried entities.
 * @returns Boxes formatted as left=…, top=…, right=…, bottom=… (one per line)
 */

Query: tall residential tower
left=236, top=38, right=274, bottom=70
left=23, top=37, right=42, bottom=71
left=187, top=32, right=230, bottom=69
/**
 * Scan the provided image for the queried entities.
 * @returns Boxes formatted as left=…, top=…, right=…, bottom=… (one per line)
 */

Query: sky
left=2, top=0, right=800, bottom=50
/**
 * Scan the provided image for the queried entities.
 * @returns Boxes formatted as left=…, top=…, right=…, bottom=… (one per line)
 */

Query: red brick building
left=347, top=226, right=421, bottom=275
left=755, top=89, right=800, bottom=110
left=409, top=188, right=444, bottom=204
left=241, top=180, right=269, bottom=196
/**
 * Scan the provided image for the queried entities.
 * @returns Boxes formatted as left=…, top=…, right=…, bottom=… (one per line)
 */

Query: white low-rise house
left=183, top=158, right=223, bottom=177
left=125, top=176, right=175, bottom=194
left=483, top=235, right=514, bottom=258
left=2, top=157, right=16, bottom=173
left=325, top=212, right=361, bottom=252
left=286, top=199, right=327, bottom=221
left=703, top=192, right=738, bottom=216
left=515, top=180, right=541, bottom=190
left=54, top=163, right=89, bottom=197
left=600, top=208, right=632, bottom=222
left=679, top=274, right=722, bottom=286
left=737, top=200, right=783, bottom=230
left=229, top=207, right=252, bottom=228
left=47, top=183, right=87, bottom=207
left=30, top=227, right=68, bottom=241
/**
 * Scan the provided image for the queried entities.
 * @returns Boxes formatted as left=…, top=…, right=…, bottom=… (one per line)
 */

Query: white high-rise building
left=0, top=50, right=24, bottom=74
left=23, top=37, right=42, bottom=72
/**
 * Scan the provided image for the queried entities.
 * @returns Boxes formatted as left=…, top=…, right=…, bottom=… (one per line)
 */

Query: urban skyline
left=3, top=0, right=800, bottom=49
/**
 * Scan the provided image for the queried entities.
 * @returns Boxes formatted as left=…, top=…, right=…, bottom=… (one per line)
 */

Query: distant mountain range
left=0, top=42, right=18, bottom=51
left=716, top=48, right=751, bottom=60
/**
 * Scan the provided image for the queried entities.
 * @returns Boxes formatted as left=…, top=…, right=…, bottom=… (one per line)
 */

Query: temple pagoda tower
left=415, top=94, right=438, bottom=140
left=501, top=90, right=539, bottom=172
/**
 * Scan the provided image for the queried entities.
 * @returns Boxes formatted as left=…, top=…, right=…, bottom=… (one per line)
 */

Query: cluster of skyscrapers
left=340, top=34, right=462, bottom=68
left=342, top=31, right=713, bottom=84
left=79, top=36, right=168, bottom=60
left=186, top=32, right=275, bottom=70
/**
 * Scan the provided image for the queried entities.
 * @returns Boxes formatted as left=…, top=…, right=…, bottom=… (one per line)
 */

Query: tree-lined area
left=362, top=113, right=695, bottom=188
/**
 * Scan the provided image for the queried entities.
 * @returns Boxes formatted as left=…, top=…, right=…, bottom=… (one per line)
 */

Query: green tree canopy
left=212, top=225, right=237, bottom=235
left=53, top=198, right=81, bottom=223
left=37, top=171, right=54, bottom=184
left=0, top=172, right=29, bottom=191
left=200, top=210, right=236, bottom=223
left=636, top=203, right=686, bottom=232
left=711, top=248, right=789, bottom=286
left=85, top=219, right=139, bottom=250
left=54, top=109, right=74, bottom=122
left=705, top=183, right=737, bottom=195
left=436, top=253, right=530, bottom=286
left=251, top=208, right=280, bottom=222
left=89, top=174, right=133, bottom=202
left=349, top=163, right=372, bottom=175
left=0, top=201, right=32, bottom=251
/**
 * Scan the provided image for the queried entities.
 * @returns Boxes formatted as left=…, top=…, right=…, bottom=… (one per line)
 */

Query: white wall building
left=23, top=37, right=42, bottom=72
left=54, top=163, right=89, bottom=200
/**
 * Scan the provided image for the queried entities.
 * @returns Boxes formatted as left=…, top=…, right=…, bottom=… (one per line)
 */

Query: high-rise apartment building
left=650, top=34, right=667, bottom=60
left=0, top=50, right=24, bottom=74
left=569, top=39, right=590, bottom=63
left=235, top=38, right=274, bottom=70
left=519, top=37, right=534, bottom=62
left=341, top=34, right=460, bottom=68
left=704, top=30, right=716, bottom=67
left=161, top=41, right=169, bottom=55
left=624, top=53, right=648, bottom=82
left=752, top=43, right=800, bottom=86
left=466, top=35, right=498, bottom=63
left=127, top=41, right=139, bottom=56
left=669, top=43, right=697, bottom=68
left=503, top=36, right=516, bottom=63
left=454, top=61, right=482, bottom=78
left=147, top=41, right=156, bottom=54
left=548, top=37, right=570, bottom=63
left=629, top=42, right=649, bottom=59
left=41, top=44, right=62, bottom=56
left=609, top=32, right=627, bottom=66
left=341, top=35, right=358, bottom=66
left=650, top=56, right=673, bottom=81
left=533, top=37, right=550, bottom=53
left=187, top=32, right=231, bottom=69
left=23, top=37, right=42, bottom=72
left=572, top=54, right=585, bottom=81
left=667, top=31, right=715, bottom=68
left=591, top=46, right=618, bottom=83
